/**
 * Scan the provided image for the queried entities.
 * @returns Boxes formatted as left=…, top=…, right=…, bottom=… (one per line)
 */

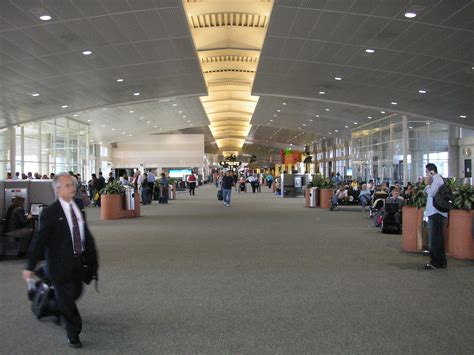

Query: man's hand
left=22, top=270, right=35, bottom=283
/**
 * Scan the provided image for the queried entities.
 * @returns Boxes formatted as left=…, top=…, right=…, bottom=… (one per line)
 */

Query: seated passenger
left=4, top=196, right=34, bottom=256
left=383, top=189, right=405, bottom=225
left=402, top=184, right=413, bottom=200
left=330, top=185, right=348, bottom=210
left=359, top=184, right=372, bottom=211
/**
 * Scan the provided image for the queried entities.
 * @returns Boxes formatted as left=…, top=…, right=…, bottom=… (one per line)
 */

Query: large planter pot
left=305, top=187, right=311, bottom=207
left=315, top=188, right=321, bottom=207
left=402, top=206, right=418, bottom=252
left=320, top=189, right=333, bottom=209
left=448, top=210, right=474, bottom=260
left=101, top=194, right=123, bottom=220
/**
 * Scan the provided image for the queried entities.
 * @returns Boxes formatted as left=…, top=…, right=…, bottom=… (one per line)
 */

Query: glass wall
left=0, top=118, right=90, bottom=179
left=351, top=115, right=449, bottom=184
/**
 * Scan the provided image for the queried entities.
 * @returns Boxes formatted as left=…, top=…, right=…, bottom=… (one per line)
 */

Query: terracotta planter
left=314, top=188, right=321, bottom=207
left=101, top=194, right=123, bottom=220
left=320, top=189, right=334, bottom=209
left=448, top=210, right=474, bottom=260
left=402, top=206, right=419, bottom=252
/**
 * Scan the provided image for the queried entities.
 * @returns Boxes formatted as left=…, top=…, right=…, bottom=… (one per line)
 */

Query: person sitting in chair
left=4, top=196, right=34, bottom=256
left=330, top=185, right=348, bottom=211
left=383, top=188, right=405, bottom=225
left=359, top=184, right=372, bottom=212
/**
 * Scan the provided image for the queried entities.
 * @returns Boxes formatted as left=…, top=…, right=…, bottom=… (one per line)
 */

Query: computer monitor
left=30, top=203, right=42, bottom=216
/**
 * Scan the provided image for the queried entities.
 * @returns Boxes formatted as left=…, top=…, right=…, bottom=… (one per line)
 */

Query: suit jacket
left=27, top=198, right=98, bottom=283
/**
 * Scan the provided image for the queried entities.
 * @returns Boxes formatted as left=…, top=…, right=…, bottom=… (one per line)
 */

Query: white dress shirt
left=59, top=198, right=85, bottom=252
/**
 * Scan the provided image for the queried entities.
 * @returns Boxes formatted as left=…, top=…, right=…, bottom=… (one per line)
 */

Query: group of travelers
left=328, top=163, right=448, bottom=270
left=6, top=171, right=51, bottom=180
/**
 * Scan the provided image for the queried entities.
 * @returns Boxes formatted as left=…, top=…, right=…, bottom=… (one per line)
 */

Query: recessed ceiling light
left=159, top=128, right=163, bottom=130
left=418, top=89, right=427, bottom=94
left=146, top=121, right=151, bottom=124
left=334, top=77, right=342, bottom=81
left=90, top=139, right=94, bottom=142
left=354, top=122, right=358, bottom=125
left=32, top=93, right=39, bottom=97
left=116, top=78, right=124, bottom=82
left=102, top=125, right=106, bottom=128
left=315, top=115, right=320, bottom=118
left=325, top=108, right=330, bottom=111
left=178, top=111, right=183, bottom=114
left=290, top=144, right=293, bottom=146
left=460, top=115, right=467, bottom=119
left=122, top=132, right=126, bottom=134
left=404, top=12, right=417, bottom=18
left=39, top=15, right=52, bottom=21
left=129, top=134, right=132, bottom=137
left=282, top=102, right=286, bottom=105
left=319, top=91, right=325, bottom=95
left=189, top=123, right=193, bottom=126
left=112, top=128, right=115, bottom=131
left=269, top=119, right=273, bottom=122
left=87, top=119, right=92, bottom=122
left=368, top=116, right=372, bottom=119
left=309, top=119, right=313, bottom=122
left=182, top=115, right=186, bottom=118
left=129, top=110, right=134, bottom=113
left=344, top=126, right=349, bottom=128
left=274, top=114, right=277, bottom=117
left=302, top=124, right=306, bottom=127
left=277, top=109, right=281, bottom=112
left=82, top=50, right=92, bottom=56
left=73, top=114, right=78, bottom=117
left=381, top=111, right=386, bottom=114
left=172, top=103, right=177, bottom=107
left=391, top=102, right=398, bottom=105
left=139, top=116, right=143, bottom=120
left=334, top=129, right=338, bottom=132
left=61, top=105, right=68, bottom=108
left=186, top=120, right=191, bottom=123
left=154, top=125, right=158, bottom=128
left=99, top=142, right=103, bottom=145
left=133, top=92, right=140, bottom=96
left=409, top=126, right=413, bottom=129
left=328, top=132, right=332, bottom=135
left=365, top=49, right=375, bottom=53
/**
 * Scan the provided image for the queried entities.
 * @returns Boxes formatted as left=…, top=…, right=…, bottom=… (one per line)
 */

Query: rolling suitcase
left=217, top=190, right=223, bottom=201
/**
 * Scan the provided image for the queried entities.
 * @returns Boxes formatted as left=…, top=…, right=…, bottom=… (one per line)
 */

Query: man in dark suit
left=22, top=172, right=99, bottom=348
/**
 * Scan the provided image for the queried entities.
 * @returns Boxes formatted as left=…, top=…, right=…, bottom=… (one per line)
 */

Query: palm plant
left=452, top=183, right=474, bottom=211
left=407, top=183, right=427, bottom=208
left=100, top=180, right=124, bottom=195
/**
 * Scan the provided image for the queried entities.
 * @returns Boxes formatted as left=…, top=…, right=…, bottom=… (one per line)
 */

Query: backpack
left=433, top=179, right=453, bottom=212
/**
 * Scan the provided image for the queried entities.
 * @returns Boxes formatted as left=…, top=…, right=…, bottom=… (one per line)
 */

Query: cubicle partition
left=0, top=180, right=55, bottom=219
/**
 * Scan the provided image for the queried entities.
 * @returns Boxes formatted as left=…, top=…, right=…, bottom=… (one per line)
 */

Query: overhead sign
left=219, top=160, right=241, bottom=168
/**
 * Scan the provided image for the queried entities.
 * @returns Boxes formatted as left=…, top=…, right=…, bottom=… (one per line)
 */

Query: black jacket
left=27, top=198, right=98, bottom=283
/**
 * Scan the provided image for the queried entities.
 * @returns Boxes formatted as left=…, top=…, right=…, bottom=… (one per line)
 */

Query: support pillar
left=448, top=126, right=460, bottom=178
left=402, top=115, right=409, bottom=185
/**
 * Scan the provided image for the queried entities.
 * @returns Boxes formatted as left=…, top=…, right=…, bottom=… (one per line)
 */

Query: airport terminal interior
left=0, top=0, right=473, bottom=353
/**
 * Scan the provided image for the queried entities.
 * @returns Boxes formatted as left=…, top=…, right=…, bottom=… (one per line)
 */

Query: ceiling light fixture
left=404, top=12, right=417, bottom=18
left=146, top=121, right=151, bottom=124
left=82, top=50, right=92, bottom=56
left=172, top=103, right=177, bottom=107
left=381, top=111, right=386, bottom=114
left=334, top=77, right=342, bottom=81
left=365, top=49, right=375, bottom=53
left=391, top=102, right=398, bottom=105
left=133, top=92, right=140, bottom=96
left=277, top=109, right=281, bottom=112
left=344, top=126, right=349, bottom=128
left=274, top=114, right=277, bottom=117
left=418, top=89, right=427, bottom=94
left=315, top=115, right=320, bottom=118
left=409, top=126, right=413, bottom=129
left=112, top=128, right=115, bottom=131
left=39, top=15, right=52, bottom=21
left=282, top=102, right=287, bottom=105
left=73, top=114, right=78, bottom=117
left=129, top=110, right=134, bottom=113
left=182, top=115, right=186, bottom=118
left=87, top=119, right=92, bottom=122
left=32, top=93, right=39, bottom=97
left=122, top=132, right=126, bottom=134
left=460, top=115, right=467, bottom=119
left=61, top=105, right=68, bottom=108
left=368, top=116, right=372, bottom=119
left=116, top=78, right=124, bottom=82
left=319, top=91, right=325, bottom=95
left=354, top=122, right=358, bottom=125
left=154, top=126, right=158, bottom=128
left=325, top=108, right=330, bottom=111
left=334, top=129, right=338, bottom=132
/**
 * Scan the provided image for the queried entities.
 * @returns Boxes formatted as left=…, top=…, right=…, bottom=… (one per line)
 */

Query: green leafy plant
left=320, top=177, right=335, bottom=189
left=100, top=180, right=124, bottom=195
left=452, top=183, right=474, bottom=211
left=308, top=174, right=323, bottom=188
left=407, top=183, right=427, bottom=208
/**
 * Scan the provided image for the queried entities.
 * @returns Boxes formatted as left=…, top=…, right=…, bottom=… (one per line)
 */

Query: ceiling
left=0, top=0, right=472, bottom=158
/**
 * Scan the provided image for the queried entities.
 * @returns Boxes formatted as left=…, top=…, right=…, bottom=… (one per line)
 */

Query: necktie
left=70, top=204, right=82, bottom=255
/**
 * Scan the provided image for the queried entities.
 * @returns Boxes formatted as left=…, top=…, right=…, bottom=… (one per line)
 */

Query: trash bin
left=310, top=187, right=317, bottom=207
left=124, top=186, right=135, bottom=210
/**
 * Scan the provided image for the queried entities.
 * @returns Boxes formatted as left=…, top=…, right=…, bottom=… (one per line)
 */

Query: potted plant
left=448, top=183, right=474, bottom=260
left=319, top=178, right=335, bottom=209
left=402, top=184, right=426, bottom=252
left=100, top=181, right=125, bottom=220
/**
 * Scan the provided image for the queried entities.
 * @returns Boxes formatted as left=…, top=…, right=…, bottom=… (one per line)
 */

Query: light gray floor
left=1, top=184, right=473, bottom=354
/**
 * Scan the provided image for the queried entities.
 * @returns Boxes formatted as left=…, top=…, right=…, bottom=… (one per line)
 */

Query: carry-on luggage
left=217, top=190, right=223, bottom=201
left=28, top=267, right=61, bottom=324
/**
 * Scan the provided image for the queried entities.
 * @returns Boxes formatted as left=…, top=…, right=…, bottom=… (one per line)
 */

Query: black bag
left=217, top=190, right=223, bottom=201
left=30, top=281, right=60, bottom=323
left=433, top=179, right=453, bottom=212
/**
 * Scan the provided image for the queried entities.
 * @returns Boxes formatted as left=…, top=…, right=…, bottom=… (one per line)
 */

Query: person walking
left=22, top=172, right=99, bottom=348
left=96, top=172, right=106, bottom=207
left=221, top=170, right=234, bottom=207
left=147, top=169, right=155, bottom=203
left=187, top=173, right=197, bottom=196
left=423, top=163, right=448, bottom=270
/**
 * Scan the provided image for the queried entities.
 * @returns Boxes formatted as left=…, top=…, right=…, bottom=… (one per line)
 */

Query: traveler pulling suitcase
left=217, top=190, right=223, bottom=201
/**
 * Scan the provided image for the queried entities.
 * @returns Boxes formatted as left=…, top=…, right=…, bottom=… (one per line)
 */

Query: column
left=402, top=115, right=408, bottom=185
left=448, top=126, right=460, bottom=178
left=9, top=127, right=16, bottom=176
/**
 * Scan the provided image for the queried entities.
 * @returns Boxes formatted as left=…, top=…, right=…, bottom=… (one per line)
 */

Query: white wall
left=111, top=134, right=205, bottom=170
